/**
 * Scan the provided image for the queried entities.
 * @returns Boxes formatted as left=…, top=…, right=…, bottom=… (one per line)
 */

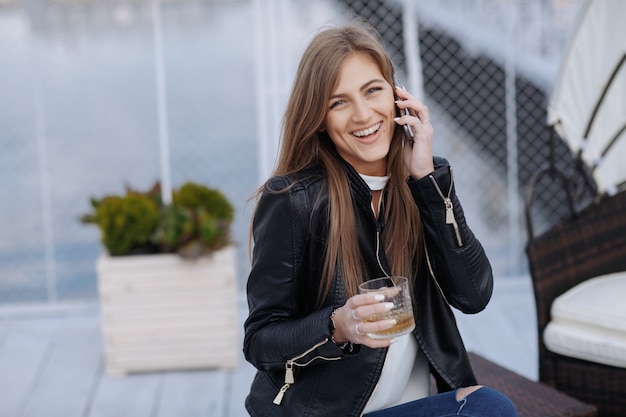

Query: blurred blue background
left=0, top=0, right=584, bottom=305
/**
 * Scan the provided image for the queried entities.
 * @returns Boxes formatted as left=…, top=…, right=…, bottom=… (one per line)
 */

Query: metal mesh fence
left=0, top=0, right=585, bottom=304
left=0, top=0, right=261, bottom=303
left=341, top=0, right=588, bottom=275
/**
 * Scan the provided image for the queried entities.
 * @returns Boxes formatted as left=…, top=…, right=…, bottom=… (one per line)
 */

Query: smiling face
left=324, top=52, right=396, bottom=176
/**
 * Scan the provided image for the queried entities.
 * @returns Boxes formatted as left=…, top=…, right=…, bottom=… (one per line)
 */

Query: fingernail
left=384, top=302, right=394, bottom=310
left=374, top=294, right=385, bottom=301
left=393, top=117, right=400, bottom=123
left=388, top=319, right=397, bottom=326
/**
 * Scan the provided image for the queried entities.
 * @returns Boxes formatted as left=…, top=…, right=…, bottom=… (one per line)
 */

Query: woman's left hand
left=331, top=293, right=398, bottom=349
left=394, top=86, right=434, bottom=179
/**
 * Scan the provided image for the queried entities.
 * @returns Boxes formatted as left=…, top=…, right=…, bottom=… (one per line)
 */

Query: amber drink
left=358, top=276, right=415, bottom=339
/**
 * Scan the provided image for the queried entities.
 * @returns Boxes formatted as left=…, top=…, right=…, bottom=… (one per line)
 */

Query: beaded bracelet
left=329, top=307, right=355, bottom=353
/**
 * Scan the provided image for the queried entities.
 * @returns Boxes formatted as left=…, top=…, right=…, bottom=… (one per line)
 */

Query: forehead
left=332, top=52, right=385, bottom=92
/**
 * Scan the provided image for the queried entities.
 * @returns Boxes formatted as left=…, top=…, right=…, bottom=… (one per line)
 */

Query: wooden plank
left=104, top=353, right=238, bottom=376
left=96, top=247, right=235, bottom=278
left=20, top=332, right=102, bottom=417
left=88, top=373, right=161, bottom=417
left=225, top=356, right=256, bottom=417
left=99, top=284, right=235, bottom=304
left=0, top=277, right=538, bottom=417
left=226, top=295, right=256, bottom=417
left=99, top=292, right=236, bottom=316
left=0, top=327, right=51, bottom=417
left=155, top=371, right=227, bottom=417
left=101, top=307, right=238, bottom=330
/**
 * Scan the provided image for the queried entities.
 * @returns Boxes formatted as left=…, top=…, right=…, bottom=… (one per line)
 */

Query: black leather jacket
left=244, top=158, right=493, bottom=417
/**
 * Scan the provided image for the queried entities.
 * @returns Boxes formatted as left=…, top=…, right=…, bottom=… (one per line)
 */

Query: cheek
left=323, top=116, right=341, bottom=145
left=325, top=113, right=347, bottom=137
left=386, top=98, right=397, bottom=117
left=323, top=113, right=335, bottom=132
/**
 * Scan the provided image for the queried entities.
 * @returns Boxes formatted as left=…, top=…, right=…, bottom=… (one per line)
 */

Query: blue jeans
left=364, top=386, right=518, bottom=417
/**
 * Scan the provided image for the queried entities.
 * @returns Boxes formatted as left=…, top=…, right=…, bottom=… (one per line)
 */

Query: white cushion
left=543, top=271, right=626, bottom=368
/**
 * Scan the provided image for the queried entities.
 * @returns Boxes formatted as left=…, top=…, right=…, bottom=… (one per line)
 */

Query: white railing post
left=151, top=0, right=172, bottom=204
left=31, top=37, right=57, bottom=303
left=402, top=0, right=424, bottom=100
left=505, top=3, right=522, bottom=275
left=254, top=0, right=287, bottom=184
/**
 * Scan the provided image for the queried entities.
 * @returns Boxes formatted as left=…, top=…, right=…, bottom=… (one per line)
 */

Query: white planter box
left=97, top=246, right=239, bottom=376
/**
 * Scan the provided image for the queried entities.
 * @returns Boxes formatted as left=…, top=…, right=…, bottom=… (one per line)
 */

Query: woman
left=243, top=21, right=518, bottom=417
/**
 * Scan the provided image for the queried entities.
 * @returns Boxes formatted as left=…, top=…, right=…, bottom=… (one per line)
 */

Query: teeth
left=353, top=122, right=381, bottom=138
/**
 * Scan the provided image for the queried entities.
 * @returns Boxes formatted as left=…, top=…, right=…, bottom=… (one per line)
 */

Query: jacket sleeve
left=243, top=177, right=342, bottom=372
left=407, top=158, right=493, bottom=314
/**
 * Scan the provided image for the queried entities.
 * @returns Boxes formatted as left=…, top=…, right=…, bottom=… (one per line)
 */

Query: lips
left=352, top=122, right=382, bottom=138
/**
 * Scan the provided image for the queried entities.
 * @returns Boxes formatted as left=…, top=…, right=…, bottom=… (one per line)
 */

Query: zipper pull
left=285, top=361, right=295, bottom=384
left=445, top=198, right=455, bottom=224
left=273, top=361, right=294, bottom=405
left=273, top=384, right=290, bottom=405
left=271, top=338, right=335, bottom=406
left=445, top=198, right=463, bottom=247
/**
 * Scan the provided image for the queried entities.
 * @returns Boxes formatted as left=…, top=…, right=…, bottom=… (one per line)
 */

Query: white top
left=360, top=174, right=389, bottom=191
left=362, top=335, right=430, bottom=414
left=360, top=174, right=389, bottom=215
left=359, top=173, right=430, bottom=414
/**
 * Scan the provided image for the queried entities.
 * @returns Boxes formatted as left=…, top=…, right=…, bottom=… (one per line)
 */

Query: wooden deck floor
left=0, top=277, right=536, bottom=417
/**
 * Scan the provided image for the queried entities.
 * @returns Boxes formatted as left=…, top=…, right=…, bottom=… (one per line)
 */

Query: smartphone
left=401, top=106, right=414, bottom=139
left=396, top=85, right=415, bottom=144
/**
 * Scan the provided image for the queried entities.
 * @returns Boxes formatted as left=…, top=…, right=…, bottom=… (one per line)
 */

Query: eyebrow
left=329, top=78, right=385, bottom=100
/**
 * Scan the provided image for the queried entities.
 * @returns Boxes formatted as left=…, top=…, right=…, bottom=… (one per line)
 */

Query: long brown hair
left=254, top=21, right=423, bottom=305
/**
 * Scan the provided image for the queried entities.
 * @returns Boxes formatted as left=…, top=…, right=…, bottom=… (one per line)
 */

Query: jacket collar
left=341, top=160, right=374, bottom=209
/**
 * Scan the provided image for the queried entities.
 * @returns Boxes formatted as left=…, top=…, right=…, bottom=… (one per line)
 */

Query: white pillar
left=402, top=0, right=424, bottom=100
left=151, top=0, right=173, bottom=204
left=505, top=3, right=521, bottom=275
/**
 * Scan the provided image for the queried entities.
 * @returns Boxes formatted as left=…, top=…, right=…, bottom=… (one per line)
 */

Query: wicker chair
left=429, top=353, right=597, bottom=417
left=525, top=168, right=626, bottom=417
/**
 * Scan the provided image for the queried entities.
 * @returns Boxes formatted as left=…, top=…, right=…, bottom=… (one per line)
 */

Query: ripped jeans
left=363, top=386, right=518, bottom=417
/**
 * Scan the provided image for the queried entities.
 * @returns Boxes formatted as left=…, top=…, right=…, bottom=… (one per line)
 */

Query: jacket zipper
left=372, top=194, right=392, bottom=278
left=272, top=338, right=341, bottom=405
left=428, top=168, right=463, bottom=247
left=423, top=242, right=450, bottom=305
left=375, top=229, right=391, bottom=278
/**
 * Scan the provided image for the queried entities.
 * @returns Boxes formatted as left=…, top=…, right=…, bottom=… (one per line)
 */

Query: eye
left=366, top=86, right=383, bottom=95
left=329, top=99, right=345, bottom=110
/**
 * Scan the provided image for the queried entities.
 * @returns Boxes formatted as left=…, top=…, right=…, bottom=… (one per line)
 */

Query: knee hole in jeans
left=455, top=385, right=483, bottom=402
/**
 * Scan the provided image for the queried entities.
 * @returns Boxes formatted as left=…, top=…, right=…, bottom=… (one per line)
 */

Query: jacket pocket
left=273, top=338, right=342, bottom=405
left=428, top=168, right=463, bottom=247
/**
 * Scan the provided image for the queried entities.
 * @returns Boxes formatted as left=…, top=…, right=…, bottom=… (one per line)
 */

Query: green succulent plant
left=174, top=182, right=234, bottom=223
left=82, top=181, right=234, bottom=258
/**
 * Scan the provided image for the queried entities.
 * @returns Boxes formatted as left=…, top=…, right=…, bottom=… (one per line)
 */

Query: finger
left=346, top=292, right=386, bottom=310
left=356, top=301, right=395, bottom=322
left=347, top=293, right=388, bottom=324
left=415, top=107, right=431, bottom=124
left=360, top=337, right=397, bottom=349
left=394, top=88, right=430, bottom=123
left=396, top=103, right=430, bottom=127
left=408, top=103, right=430, bottom=123
left=356, top=318, right=397, bottom=338
left=394, top=85, right=412, bottom=101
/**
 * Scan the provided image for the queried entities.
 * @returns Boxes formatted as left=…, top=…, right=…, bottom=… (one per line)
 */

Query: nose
left=351, top=98, right=373, bottom=122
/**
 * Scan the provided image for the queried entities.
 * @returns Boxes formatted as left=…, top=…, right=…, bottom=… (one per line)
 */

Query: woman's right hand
left=394, top=86, right=434, bottom=179
left=331, top=293, right=398, bottom=349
